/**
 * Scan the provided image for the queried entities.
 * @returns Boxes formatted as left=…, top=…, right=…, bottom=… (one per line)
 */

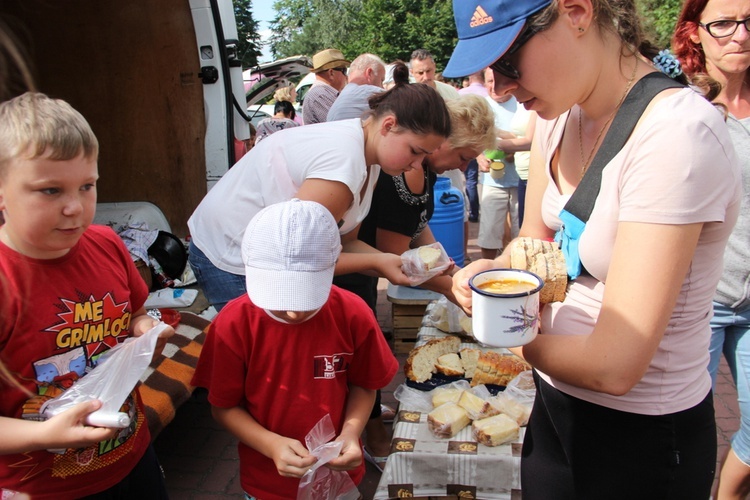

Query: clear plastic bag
left=41, top=322, right=168, bottom=428
left=426, top=296, right=473, bottom=335
left=297, top=414, right=358, bottom=500
left=503, top=370, right=536, bottom=407
left=401, top=242, right=452, bottom=286
left=480, top=370, right=536, bottom=427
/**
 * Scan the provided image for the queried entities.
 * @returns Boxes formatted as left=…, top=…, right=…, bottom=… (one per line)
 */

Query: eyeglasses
left=332, top=67, right=348, bottom=76
left=489, top=23, right=540, bottom=79
left=698, top=17, right=750, bottom=38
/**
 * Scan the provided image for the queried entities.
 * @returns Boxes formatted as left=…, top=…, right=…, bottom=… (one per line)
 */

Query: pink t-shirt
left=537, top=89, right=741, bottom=414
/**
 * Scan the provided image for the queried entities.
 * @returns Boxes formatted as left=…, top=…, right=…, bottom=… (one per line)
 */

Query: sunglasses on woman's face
left=489, top=23, right=540, bottom=80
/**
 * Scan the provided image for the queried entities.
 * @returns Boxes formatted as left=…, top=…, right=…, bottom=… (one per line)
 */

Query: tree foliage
left=269, top=0, right=360, bottom=60
left=268, top=0, right=456, bottom=72
left=259, top=0, right=683, bottom=71
left=233, top=0, right=263, bottom=68
left=636, top=0, right=683, bottom=49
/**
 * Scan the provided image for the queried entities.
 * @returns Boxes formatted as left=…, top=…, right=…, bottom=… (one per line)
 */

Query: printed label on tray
left=388, top=484, right=414, bottom=497
left=447, top=484, right=477, bottom=498
left=397, top=410, right=421, bottom=423
left=391, top=438, right=416, bottom=453
left=448, top=441, right=478, bottom=454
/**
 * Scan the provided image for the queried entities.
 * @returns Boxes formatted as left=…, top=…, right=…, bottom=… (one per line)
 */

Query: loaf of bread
left=435, top=353, right=465, bottom=377
left=431, top=387, right=464, bottom=407
left=404, top=336, right=461, bottom=383
left=472, top=413, right=520, bottom=447
left=418, top=245, right=442, bottom=270
left=470, top=352, right=531, bottom=387
left=457, top=390, right=500, bottom=420
left=488, top=394, right=531, bottom=426
left=509, top=237, right=567, bottom=303
left=427, top=402, right=471, bottom=438
left=459, top=348, right=480, bottom=379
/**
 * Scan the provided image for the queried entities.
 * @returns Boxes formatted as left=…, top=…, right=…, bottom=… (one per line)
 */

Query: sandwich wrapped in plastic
left=401, top=242, right=452, bottom=286
left=427, top=401, right=471, bottom=438
left=426, top=296, right=473, bottom=335
left=41, top=322, right=169, bottom=428
left=297, top=414, right=358, bottom=500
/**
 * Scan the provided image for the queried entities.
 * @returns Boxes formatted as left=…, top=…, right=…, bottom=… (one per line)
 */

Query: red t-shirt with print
left=0, top=225, right=151, bottom=499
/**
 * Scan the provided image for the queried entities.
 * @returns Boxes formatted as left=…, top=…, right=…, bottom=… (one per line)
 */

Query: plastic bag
left=426, top=296, right=473, bottom=335
left=401, top=242, right=452, bottom=286
left=297, top=414, right=358, bottom=500
left=42, top=322, right=169, bottom=428
left=503, top=370, right=536, bottom=407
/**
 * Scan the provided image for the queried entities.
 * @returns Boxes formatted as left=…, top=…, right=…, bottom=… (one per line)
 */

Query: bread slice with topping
left=435, top=353, right=465, bottom=377
left=404, top=336, right=461, bottom=383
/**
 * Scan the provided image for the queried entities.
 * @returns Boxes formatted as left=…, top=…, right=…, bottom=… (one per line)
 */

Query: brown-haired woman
left=188, top=60, right=452, bottom=311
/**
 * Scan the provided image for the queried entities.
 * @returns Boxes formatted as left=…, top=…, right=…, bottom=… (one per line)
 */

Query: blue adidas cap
left=443, top=0, right=552, bottom=78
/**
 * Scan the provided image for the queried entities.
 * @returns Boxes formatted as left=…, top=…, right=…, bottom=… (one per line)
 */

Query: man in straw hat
left=302, top=48, right=350, bottom=125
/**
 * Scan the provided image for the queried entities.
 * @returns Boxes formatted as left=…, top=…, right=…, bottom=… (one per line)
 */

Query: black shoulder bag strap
left=557, top=72, right=685, bottom=279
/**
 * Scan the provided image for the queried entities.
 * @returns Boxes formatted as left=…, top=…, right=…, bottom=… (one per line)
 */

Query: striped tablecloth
left=375, top=301, right=524, bottom=499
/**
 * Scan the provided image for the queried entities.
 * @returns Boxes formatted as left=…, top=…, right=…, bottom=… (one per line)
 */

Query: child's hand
left=41, top=400, right=117, bottom=449
left=268, top=436, right=317, bottom=478
left=131, top=310, right=175, bottom=359
left=325, top=435, right=363, bottom=471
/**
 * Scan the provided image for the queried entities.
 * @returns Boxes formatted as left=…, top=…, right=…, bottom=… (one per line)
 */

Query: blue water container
left=428, top=177, right=465, bottom=267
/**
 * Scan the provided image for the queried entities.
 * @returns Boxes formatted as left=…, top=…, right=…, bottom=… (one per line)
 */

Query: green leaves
left=266, top=0, right=457, bottom=73
left=244, top=0, right=683, bottom=76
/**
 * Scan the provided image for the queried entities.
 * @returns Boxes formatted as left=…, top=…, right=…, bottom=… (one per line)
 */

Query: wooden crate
left=387, top=285, right=442, bottom=354
left=392, top=303, right=429, bottom=353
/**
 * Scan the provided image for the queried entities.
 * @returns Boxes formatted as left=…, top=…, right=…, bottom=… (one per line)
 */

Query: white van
left=1, top=0, right=267, bottom=234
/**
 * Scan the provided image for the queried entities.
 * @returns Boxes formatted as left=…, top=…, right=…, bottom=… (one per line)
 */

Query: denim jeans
left=464, top=159, right=479, bottom=220
left=188, top=241, right=246, bottom=311
left=708, top=301, right=750, bottom=464
left=518, top=178, right=528, bottom=226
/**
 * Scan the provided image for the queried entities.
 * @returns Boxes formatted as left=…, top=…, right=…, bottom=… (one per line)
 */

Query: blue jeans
left=464, top=160, right=479, bottom=220
left=708, top=301, right=750, bottom=464
left=188, top=241, right=246, bottom=311
left=518, top=178, right=528, bottom=226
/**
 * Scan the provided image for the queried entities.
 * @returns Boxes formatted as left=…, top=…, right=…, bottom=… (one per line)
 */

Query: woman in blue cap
left=446, top=0, right=740, bottom=498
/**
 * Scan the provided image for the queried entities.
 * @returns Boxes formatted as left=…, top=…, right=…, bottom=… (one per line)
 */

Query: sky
left=252, top=1, right=275, bottom=63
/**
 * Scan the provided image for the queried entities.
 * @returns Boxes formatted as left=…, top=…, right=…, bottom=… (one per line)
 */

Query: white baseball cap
left=242, top=199, right=342, bottom=311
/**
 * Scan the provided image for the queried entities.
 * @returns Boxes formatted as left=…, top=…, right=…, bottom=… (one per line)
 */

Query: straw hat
left=311, top=48, right=350, bottom=73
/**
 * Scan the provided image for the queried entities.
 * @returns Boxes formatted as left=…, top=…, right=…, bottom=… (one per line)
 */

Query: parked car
left=244, top=56, right=311, bottom=124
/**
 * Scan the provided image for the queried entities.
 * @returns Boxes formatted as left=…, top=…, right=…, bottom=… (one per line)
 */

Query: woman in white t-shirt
left=444, top=0, right=741, bottom=498
left=188, top=62, right=451, bottom=311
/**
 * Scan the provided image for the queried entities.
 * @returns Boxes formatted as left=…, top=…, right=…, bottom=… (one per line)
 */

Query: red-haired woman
left=674, top=1, right=750, bottom=498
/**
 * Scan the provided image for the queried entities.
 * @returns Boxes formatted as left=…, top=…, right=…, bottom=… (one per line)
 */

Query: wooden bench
left=386, top=284, right=441, bottom=354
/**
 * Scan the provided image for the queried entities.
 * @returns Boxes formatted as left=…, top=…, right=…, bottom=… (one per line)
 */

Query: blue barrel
left=428, top=177, right=465, bottom=267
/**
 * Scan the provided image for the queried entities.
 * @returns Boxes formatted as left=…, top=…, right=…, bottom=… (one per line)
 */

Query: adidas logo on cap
left=470, top=6, right=493, bottom=27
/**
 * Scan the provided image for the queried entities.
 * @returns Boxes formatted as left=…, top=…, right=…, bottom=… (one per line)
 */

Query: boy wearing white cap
left=192, top=199, right=398, bottom=500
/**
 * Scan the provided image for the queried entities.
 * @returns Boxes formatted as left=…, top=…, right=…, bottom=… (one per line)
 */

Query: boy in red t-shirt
left=192, top=199, right=399, bottom=500
left=0, top=92, right=173, bottom=499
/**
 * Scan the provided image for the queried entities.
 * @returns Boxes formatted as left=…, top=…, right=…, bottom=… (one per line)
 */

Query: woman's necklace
left=578, top=62, right=639, bottom=178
